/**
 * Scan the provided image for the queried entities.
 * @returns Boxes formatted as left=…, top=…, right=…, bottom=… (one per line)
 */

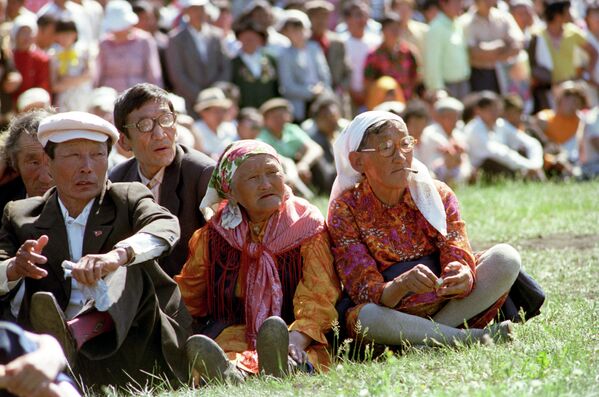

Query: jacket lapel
left=82, top=183, right=115, bottom=256
left=33, top=189, right=71, bottom=297
left=124, top=159, right=142, bottom=183
left=159, top=145, right=182, bottom=216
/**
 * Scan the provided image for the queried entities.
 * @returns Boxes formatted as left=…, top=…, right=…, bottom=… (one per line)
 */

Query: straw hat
left=194, top=88, right=233, bottom=113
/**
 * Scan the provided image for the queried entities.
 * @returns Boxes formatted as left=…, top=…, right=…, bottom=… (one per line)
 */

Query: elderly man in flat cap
left=0, top=111, right=192, bottom=389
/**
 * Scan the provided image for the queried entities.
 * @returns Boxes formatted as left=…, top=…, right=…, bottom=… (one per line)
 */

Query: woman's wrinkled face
left=231, top=154, right=286, bottom=222
left=355, top=121, right=414, bottom=191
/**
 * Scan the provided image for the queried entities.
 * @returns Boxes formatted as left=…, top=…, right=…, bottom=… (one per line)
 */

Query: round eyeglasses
left=123, top=112, right=177, bottom=133
left=359, top=135, right=417, bottom=158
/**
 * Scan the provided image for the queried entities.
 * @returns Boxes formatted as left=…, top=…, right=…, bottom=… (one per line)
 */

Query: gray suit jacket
left=166, top=25, right=231, bottom=116
left=325, top=32, right=352, bottom=90
left=277, top=41, right=332, bottom=121
left=0, top=181, right=192, bottom=385
left=109, top=144, right=215, bottom=277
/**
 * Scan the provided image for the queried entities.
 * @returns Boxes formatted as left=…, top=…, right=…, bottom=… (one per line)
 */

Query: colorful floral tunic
left=328, top=179, right=504, bottom=330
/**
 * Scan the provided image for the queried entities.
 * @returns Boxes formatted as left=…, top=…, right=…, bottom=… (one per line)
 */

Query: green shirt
left=542, top=23, right=587, bottom=83
left=257, top=123, right=310, bottom=160
left=424, top=12, right=471, bottom=91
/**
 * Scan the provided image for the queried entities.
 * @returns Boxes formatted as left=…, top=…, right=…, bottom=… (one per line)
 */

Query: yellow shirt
left=542, top=23, right=587, bottom=83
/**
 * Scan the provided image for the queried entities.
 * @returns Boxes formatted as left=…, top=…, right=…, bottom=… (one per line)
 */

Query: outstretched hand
left=70, top=248, right=128, bottom=286
left=7, top=235, right=49, bottom=281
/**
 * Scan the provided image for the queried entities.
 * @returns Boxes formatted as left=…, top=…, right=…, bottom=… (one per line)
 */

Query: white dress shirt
left=0, top=197, right=170, bottom=319
left=465, top=116, right=544, bottom=171
left=193, top=120, right=239, bottom=159
left=138, top=165, right=165, bottom=203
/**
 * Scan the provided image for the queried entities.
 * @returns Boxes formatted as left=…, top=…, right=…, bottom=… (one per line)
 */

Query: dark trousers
left=470, top=67, right=500, bottom=93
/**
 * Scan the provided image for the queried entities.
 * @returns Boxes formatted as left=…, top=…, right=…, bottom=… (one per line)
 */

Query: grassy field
left=104, top=180, right=599, bottom=397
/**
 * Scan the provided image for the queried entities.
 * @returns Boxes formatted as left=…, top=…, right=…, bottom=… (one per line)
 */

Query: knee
left=487, top=243, right=521, bottom=281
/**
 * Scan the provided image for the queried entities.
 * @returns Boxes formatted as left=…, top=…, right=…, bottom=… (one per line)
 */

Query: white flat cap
left=37, top=111, right=119, bottom=147
left=434, top=97, right=464, bottom=113
left=17, top=88, right=51, bottom=112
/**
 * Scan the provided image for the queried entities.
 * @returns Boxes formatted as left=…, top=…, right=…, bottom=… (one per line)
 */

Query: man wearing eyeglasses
left=109, top=83, right=215, bottom=278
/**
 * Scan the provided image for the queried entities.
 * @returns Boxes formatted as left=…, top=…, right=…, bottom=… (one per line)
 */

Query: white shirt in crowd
left=193, top=119, right=238, bottom=159
left=582, top=108, right=599, bottom=165
left=418, top=123, right=473, bottom=183
left=0, top=198, right=169, bottom=319
left=465, top=116, right=544, bottom=171
left=340, top=31, right=381, bottom=93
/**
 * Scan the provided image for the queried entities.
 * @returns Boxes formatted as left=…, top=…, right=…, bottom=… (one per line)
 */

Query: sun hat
left=194, top=87, right=233, bottom=113
left=102, top=0, right=139, bottom=33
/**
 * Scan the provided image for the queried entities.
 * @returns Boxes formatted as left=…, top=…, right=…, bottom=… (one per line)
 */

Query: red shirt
left=364, top=42, right=418, bottom=99
left=13, top=49, right=51, bottom=101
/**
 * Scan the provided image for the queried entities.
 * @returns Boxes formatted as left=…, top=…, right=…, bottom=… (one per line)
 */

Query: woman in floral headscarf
left=175, top=140, right=340, bottom=384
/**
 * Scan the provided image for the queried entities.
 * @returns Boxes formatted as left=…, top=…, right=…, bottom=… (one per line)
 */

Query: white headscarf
left=330, top=111, right=447, bottom=236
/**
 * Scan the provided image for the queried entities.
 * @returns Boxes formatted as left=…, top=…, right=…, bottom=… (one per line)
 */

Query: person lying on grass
left=175, top=140, right=341, bottom=384
left=328, top=111, right=519, bottom=347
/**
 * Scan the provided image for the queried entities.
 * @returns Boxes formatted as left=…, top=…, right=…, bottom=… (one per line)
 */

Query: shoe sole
left=30, top=292, right=76, bottom=363
left=186, top=335, right=242, bottom=384
left=256, top=316, right=289, bottom=378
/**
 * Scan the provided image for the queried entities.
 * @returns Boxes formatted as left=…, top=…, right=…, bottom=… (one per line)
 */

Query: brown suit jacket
left=109, top=144, right=215, bottom=277
left=0, top=181, right=192, bottom=385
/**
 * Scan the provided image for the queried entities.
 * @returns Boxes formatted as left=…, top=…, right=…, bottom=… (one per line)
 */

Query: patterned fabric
left=199, top=139, right=280, bottom=229
left=176, top=225, right=340, bottom=372
left=328, top=179, right=480, bottom=327
left=364, top=43, right=418, bottom=100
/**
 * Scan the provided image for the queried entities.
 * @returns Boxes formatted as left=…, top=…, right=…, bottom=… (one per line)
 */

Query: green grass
left=101, top=180, right=599, bottom=397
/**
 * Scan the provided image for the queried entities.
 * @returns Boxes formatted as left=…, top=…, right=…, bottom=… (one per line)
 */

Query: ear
left=118, top=133, right=132, bottom=152
left=348, top=151, right=365, bottom=174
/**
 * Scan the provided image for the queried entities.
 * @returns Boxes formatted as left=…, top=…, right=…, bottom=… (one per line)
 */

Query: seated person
left=176, top=140, right=340, bottom=384
left=301, top=96, right=349, bottom=194
left=580, top=106, right=599, bottom=180
left=420, top=97, right=472, bottom=185
left=0, top=109, right=55, bottom=215
left=0, top=322, right=80, bottom=397
left=465, top=91, right=544, bottom=179
left=257, top=98, right=323, bottom=197
left=402, top=99, right=431, bottom=162
left=0, top=112, right=192, bottom=389
left=533, top=81, right=588, bottom=175
left=237, top=107, right=263, bottom=140
left=193, top=87, right=239, bottom=160
left=328, top=111, right=522, bottom=348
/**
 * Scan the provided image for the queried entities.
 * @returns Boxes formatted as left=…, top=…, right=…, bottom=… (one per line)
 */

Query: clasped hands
left=381, top=261, right=473, bottom=308
left=6, top=235, right=128, bottom=286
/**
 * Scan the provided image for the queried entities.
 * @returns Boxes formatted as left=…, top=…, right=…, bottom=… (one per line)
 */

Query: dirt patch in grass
left=472, top=233, right=599, bottom=251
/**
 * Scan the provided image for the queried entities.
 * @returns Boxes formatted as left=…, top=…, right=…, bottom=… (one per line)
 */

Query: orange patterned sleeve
left=174, top=226, right=210, bottom=318
left=289, top=232, right=341, bottom=345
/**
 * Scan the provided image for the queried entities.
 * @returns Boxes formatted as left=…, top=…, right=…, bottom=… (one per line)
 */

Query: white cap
left=277, top=9, right=311, bottom=31
left=102, top=0, right=139, bottom=33
left=178, top=0, right=208, bottom=9
left=434, top=97, right=464, bottom=113
left=37, top=111, right=120, bottom=147
left=88, top=87, right=118, bottom=113
left=17, top=88, right=51, bottom=112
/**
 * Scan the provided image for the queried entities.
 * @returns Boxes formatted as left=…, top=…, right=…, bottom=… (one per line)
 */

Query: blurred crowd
left=0, top=0, right=598, bottom=200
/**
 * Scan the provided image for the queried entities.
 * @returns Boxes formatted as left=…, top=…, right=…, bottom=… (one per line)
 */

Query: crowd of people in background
left=0, top=0, right=564, bottom=395
left=0, top=0, right=598, bottom=202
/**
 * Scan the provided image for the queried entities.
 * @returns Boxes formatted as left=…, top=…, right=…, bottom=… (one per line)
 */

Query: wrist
left=6, top=259, right=18, bottom=281
left=113, top=245, right=133, bottom=266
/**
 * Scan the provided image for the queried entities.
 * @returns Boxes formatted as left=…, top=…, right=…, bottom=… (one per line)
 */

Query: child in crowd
left=50, top=19, right=93, bottom=111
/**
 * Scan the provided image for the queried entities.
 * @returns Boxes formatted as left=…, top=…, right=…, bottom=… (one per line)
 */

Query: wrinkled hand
left=7, top=236, right=49, bottom=281
left=288, top=344, right=308, bottom=365
left=288, top=331, right=311, bottom=366
left=0, top=333, right=66, bottom=397
left=437, top=261, right=473, bottom=297
left=70, top=248, right=127, bottom=286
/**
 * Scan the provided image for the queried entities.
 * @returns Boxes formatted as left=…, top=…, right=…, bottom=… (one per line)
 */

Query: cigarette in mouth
left=403, top=168, right=419, bottom=173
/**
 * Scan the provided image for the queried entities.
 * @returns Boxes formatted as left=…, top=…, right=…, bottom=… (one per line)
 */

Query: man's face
left=120, top=99, right=177, bottom=177
left=186, top=5, right=205, bottom=27
left=15, top=133, right=53, bottom=197
left=308, top=9, right=330, bottom=36
left=441, top=0, right=462, bottom=18
left=346, top=6, right=369, bottom=35
left=264, top=108, right=290, bottom=134
left=49, top=139, right=108, bottom=206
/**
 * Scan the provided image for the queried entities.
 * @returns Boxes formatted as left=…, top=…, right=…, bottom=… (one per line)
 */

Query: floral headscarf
left=200, top=139, right=282, bottom=229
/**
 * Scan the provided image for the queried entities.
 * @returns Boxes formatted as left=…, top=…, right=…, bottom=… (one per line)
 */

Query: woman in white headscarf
left=328, top=111, right=521, bottom=346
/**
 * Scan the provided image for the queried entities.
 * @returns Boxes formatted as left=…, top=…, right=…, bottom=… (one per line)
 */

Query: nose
left=38, top=166, right=53, bottom=184
left=79, top=154, right=93, bottom=173
left=257, top=174, right=272, bottom=190
left=150, top=123, right=167, bottom=139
